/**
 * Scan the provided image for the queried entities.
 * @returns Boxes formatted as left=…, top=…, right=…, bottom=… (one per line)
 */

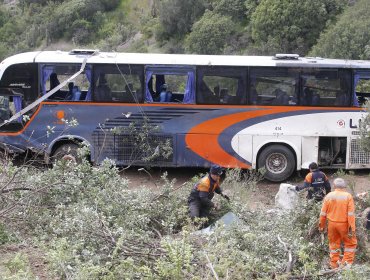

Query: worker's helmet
left=210, top=164, right=224, bottom=176
left=309, top=162, right=318, bottom=170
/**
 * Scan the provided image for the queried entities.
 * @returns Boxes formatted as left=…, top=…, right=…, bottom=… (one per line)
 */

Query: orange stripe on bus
left=185, top=107, right=309, bottom=168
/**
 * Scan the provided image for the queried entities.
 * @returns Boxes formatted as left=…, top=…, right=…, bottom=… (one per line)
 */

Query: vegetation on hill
left=0, top=0, right=369, bottom=60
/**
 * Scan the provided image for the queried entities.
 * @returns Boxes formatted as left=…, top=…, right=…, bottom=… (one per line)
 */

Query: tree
left=244, top=0, right=259, bottom=19
left=310, top=0, right=370, bottom=59
left=46, top=0, right=103, bottom=42
left=250, top=0, right=347, bottom=55
left=213, top=0, right=246, bottom=21
left=185, top=10, right=235, bottom=54
left=157, top=0, right=207, bottom=40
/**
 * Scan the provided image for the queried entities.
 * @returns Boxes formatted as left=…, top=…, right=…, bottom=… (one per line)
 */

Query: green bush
left=157, top=0, right=207, bottom=39
left=3, top=253, right=36, bottom=280
left=251, top=0, right=347, bottom=54
left=0, top=223, right=9, bottom=245
left=185, top=10, right=236, bottom=54
left=1, top=156, right=369, bottom=279
left=213, top=0, right=246, bottom=21
left=310, top=0, right=370, bottom=59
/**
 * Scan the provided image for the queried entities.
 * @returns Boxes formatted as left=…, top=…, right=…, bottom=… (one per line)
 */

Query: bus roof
left=2, top=50, right=370, bottom=69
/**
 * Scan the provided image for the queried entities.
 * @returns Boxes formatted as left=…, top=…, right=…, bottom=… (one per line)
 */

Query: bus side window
left=272, top=89, right=289, bottom=105
left=334, top=91, right=348, bottom=106
left=95, top=74, right=112, bottom=102
left=94, top=64, right=143, bottom=103
left=42, top=65, right=91, bottom=101
left=250, top=67, right=298, bottom=106
left=196, top=66, right=246, bottom=105
left=354, top=77, right=370, bottom=106
left=301, top=69, right=351, bottom=107
left=148, top=74, right=188, bottom=103
left=198, top=80, right=218, bottom=103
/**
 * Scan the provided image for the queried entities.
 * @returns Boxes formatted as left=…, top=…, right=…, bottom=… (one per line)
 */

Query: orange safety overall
left=319, top=189, right=357, bottom=268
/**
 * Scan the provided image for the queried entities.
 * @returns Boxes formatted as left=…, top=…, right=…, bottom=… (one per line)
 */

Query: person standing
left=295, top=162, right=331, bottom=201
left=319, top=178, right=357, bottom=269
left=188, top=165, right=230, bottom=219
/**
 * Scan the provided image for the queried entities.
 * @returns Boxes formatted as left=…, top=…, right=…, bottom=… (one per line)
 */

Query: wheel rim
left=265, top=152, right=287, bottom=174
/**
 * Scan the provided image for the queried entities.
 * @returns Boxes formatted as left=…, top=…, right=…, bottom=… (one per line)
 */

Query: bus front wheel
left=258, top=145, right=295, bottom=182
left=52, top=143, right=80, bottom=164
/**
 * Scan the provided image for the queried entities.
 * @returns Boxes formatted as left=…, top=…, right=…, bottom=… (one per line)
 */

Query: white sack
left=275, top=183, right=299, bottom=210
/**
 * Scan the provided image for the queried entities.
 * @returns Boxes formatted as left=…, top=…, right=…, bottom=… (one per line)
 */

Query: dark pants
left=189, top=199, right=211, bottom=218
left=307, top=189, right=325, bottom=201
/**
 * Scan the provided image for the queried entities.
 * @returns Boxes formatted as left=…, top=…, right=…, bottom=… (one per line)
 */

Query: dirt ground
left=121, top=167, right=370, bottom=207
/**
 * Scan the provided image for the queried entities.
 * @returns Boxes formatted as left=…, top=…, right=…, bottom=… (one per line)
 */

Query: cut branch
left=277, top=235, right=293, bottom=273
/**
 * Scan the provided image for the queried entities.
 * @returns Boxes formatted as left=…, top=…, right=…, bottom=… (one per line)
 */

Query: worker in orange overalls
left=319, top=178, right=357, bottom=268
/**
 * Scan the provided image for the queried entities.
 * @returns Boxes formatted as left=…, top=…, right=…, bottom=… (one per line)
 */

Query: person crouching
left=188, top=165, right=230, bottom=219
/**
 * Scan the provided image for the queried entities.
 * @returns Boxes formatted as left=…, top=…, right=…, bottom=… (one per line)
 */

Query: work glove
left=221, top=193, right=230, bottom=201
left=214, top=202, right=221, bottom=211
left=288, top=186, right=298, bottom=192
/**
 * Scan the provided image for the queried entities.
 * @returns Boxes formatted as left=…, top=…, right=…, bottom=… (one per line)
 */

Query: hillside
left=1, top=0, right=370, bottom=61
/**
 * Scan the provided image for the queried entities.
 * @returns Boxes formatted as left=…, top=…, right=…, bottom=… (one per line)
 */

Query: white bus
left=0, top=50, right=369, bottom=181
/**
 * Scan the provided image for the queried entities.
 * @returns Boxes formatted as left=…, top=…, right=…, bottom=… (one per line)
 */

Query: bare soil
left=121, top=167, right=370, bottom=207
left=0, top=244, right=51, bottom=280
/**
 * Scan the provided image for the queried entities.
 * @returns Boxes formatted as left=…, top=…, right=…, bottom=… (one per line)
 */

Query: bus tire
left=258, top=145, right=295, bottom=182
left=52, top=143, right=80, bottom=164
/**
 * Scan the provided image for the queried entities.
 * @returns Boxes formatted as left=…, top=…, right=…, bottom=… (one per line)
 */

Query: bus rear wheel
left=258, top=145, right=295, bottom=182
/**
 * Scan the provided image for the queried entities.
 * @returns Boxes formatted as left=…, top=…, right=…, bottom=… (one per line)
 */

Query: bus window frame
left=300, top=68, right=352, bottom=107
left=145, top=65, right=196, bottom=103
left=196, top=65, right=247, bottom=105
left=40, top=63, right=93, bottom=102
left=249, top=67, right=299, bottom=106
left=354, top=70, right=370, bottom=106
left=92, top=64, right=144, bottom=103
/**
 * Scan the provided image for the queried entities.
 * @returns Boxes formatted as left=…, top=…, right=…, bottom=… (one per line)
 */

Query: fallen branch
left=287, top=267, right=342, bottom=279
left=137, top=167, right=158, bottom=188
left=1, top=187, right=32, bottom=193
left=0, top=181, right=65, bottom=218
left=277, top=235, right=293, bottom=273
left=204, top=252, right=219, bottom=280
left=152, top=182, right=187, bottom=201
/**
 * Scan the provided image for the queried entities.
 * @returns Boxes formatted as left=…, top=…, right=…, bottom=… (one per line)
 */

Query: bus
left=0, top=50, right=369, bottom=182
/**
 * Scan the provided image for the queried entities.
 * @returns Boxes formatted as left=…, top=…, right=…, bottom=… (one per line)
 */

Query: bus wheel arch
left=257, top=143, right=296, bottom=182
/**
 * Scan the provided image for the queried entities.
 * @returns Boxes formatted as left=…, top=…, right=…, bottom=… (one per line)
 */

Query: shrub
left=251, top=0, right=347, bottom=55
left=185, top=10, right=236, bottom=54
left=1, top=153, right=369, bottom=279
left=157, top=0, right=206, bottom=39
